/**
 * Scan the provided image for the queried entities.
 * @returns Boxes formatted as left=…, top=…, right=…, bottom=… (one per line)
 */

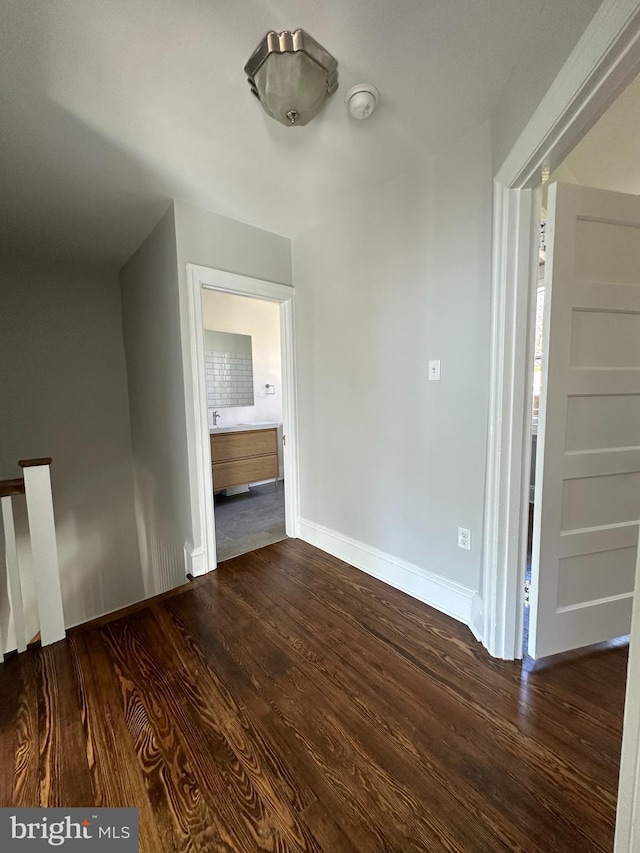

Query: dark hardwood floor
left=0, top=539, right=628, bottom=852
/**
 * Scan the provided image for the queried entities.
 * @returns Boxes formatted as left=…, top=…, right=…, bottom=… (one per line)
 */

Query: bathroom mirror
left=204, top=330, right=254, bottom=408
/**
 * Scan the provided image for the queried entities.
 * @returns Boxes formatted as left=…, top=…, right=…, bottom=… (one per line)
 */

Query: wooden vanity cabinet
left=210, top=428, right=278, bottom=490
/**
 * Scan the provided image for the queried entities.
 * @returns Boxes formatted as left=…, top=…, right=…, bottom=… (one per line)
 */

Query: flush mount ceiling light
left=244, top=30, right=338, bottom=127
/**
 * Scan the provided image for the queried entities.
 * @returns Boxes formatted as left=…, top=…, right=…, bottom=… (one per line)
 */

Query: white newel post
left=20, top=458, right=66, bottom=646
left=1, top=493, right=27, bottom=654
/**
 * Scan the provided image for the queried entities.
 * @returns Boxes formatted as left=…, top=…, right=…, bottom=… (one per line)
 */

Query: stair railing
left=0, top=458, right=65, bottom=661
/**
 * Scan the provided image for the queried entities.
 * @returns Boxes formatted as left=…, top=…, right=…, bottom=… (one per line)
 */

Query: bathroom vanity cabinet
left=210, top=426, right=278, bottom=490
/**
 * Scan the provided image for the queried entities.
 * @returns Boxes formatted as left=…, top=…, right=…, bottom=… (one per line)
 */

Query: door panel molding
left=528, top=184, right=640, bottom=658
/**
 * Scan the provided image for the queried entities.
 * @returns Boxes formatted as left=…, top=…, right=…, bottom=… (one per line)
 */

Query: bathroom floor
left=214, top=481, right=286, bottom=562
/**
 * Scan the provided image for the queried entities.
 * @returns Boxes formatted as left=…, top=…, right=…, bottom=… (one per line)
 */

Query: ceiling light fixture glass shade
left=245, top=30, right=338, bottom=127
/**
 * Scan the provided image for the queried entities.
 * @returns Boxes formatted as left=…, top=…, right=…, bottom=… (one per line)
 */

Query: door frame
left=483, top=0, right=640, bottom=660
left=184, top=263, right=299, bottom=575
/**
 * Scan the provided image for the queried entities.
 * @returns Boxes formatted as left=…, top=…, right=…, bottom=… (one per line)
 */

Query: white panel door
left=529, top=182, right=640, bottom=659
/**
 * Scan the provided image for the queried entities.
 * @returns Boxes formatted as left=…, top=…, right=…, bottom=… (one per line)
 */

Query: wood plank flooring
left=0, top=538, right=628, bottom=852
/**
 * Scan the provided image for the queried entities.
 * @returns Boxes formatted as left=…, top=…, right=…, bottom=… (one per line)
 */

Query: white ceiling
left=0, top=0, right=599, bottom=267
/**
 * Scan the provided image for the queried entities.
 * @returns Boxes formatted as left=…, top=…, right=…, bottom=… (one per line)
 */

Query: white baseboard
left=297, top=518, right=482, bottom=639
left=469, top=592, right=484, bottom=641
left=184, top=541, right=212, bottom=577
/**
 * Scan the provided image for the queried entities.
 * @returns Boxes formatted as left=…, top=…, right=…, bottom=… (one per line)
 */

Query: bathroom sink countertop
left=209, top=422, right=279, bottom=434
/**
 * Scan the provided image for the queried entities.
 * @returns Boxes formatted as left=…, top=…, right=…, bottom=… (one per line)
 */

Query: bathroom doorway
left=202, top=289, right=286, bottom=561
left=184, top=264, right=299, bottom=576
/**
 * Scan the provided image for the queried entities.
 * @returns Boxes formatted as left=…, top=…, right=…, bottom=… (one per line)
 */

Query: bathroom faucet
left=212, top=410, right=221, bottom=426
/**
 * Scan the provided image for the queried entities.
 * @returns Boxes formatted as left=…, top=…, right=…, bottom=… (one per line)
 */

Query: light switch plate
left=428, top=360, right=441, bottom=381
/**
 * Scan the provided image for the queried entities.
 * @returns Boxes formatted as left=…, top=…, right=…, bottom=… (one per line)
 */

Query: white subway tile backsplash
left=205, top=347, right=254, bottom=407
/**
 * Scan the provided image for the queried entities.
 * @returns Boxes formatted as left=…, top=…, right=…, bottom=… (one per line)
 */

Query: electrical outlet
left=458, top=527, right=471, bottom=550
left=428, top=359, right=441, bottom=381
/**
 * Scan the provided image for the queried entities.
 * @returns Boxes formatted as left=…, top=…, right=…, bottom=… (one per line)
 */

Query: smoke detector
left=345, top=84, right=379, bottom=120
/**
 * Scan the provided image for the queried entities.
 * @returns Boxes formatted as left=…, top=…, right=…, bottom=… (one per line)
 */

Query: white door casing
left=528, top=182, right=640, bottom=659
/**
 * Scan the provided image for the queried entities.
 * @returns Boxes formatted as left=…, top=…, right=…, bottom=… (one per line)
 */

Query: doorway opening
left=184, top=264, right=298, bottom=577
left=521, top=72, right=640, bottom=661
left=202, top=289, right=286, bottom=562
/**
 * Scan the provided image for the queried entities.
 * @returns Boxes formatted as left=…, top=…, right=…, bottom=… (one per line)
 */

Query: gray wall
left=292, top=121, right=492, bottom=592
left=491, top=0, right=602, bottom=175
left=0, top=256, right=143, bottom=645
left=120, top=204, right=188, bottom=596
left=174, top=200, right=292, bottom=287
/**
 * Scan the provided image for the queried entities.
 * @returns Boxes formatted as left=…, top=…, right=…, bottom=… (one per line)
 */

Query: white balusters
left=1, top=457, right=65, bottom=660
left=1, top=493, right=27, bottom=653
left=19, top=459, right=65, bottom=647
